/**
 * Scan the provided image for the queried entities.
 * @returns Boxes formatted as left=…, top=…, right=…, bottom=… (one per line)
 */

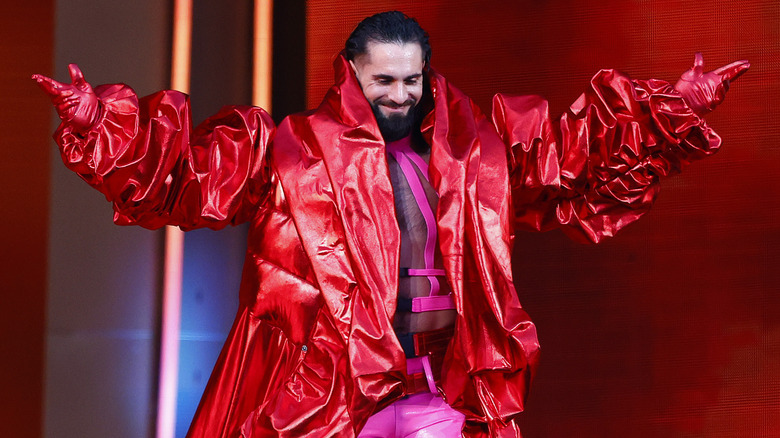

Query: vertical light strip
left=156, top=0, right=191, bottom=437
left=170, top=0, right=192, bottom=93
left=253, top=0, right=273, bottom=110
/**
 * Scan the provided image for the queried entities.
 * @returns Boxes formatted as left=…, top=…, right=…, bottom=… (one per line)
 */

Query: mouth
left=375, top=98, right=416, bottom=114
left=381, top=104, right=411, bottom=115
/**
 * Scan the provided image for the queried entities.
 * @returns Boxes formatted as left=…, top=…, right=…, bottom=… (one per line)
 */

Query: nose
left=388, top=82, right=407, bottom=105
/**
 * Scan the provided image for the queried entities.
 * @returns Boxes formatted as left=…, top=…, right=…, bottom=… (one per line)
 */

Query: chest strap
left=387, top=136, right=455, bottom=313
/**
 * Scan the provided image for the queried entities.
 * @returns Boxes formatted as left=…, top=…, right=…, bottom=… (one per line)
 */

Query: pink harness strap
left=386, top=137, right=454, bottom=313
left=404, top=268, right=445, bottom=277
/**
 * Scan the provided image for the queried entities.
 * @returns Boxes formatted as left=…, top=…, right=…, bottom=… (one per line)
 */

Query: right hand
left=674, top=53, right=750, bottom=117
left=32, top=64, right=100, bottom=133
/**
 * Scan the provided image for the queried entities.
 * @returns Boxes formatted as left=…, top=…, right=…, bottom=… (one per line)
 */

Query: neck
left=386, top=135, right=413, bottom=152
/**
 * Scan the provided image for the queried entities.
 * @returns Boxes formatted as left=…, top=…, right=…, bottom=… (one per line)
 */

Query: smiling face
left=350, top=40, right=425, bottom=141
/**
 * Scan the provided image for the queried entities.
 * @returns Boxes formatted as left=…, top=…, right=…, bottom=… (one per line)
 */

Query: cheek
left=410, top=85, right=423, bottom=101
left=361, top=85, right=386, bottom=103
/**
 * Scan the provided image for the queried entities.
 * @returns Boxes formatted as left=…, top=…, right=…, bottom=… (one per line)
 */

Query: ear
left=349, top=59, right=358, bottom=75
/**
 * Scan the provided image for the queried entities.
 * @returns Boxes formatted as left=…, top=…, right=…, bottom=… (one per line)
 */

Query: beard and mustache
left=371, top=98, right=420, bottom=143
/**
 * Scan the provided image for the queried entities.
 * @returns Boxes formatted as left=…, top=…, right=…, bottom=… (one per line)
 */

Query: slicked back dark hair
left=345, top=11, right=431, bottom=64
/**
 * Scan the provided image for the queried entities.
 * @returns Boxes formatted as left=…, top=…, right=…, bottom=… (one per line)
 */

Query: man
left=34, top=11, right=748, bottom=438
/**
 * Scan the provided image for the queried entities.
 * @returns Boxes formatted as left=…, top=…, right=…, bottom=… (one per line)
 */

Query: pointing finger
left=714, top=59, right=750, bottom=83
left=32, top=74, right=65, bottom=97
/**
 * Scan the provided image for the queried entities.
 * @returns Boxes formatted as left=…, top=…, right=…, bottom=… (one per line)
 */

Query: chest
left=387, top=151, right=437, bottom=249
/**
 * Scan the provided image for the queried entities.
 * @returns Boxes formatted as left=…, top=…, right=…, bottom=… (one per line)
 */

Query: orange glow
left=253, top=0, right=273, bottom=110
left=156, top=227, right=184, bottom=438
left=156, top=0, right=191, bottom=437
left=170, top=0, right=192, bottom=93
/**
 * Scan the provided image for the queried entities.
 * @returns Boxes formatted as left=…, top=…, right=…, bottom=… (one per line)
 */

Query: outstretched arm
left=34, top=65, right=276, bottom=230
left=494, top=54, right=749, bottom=243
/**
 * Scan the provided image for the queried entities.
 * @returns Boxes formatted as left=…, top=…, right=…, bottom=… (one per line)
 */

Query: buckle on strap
left=411, top=295, right=455, bottom=312
left=399, top=267, right=446, bottom=277
left=397, top=295, right=455, bottom=313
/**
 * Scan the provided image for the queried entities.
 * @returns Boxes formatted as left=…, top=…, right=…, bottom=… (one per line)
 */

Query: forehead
left=355, top=41, right=424, bottom=75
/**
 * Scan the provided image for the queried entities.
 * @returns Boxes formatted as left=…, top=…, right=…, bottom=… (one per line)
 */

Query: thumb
left=68, top=63, right=87, bottom=87
left=679, top=52, right=704, bottom=82
left=713, top=59, right=750, bottom=83
left=691, top=52, right=705, bottom=75
left=693, top=52, right=704, bottom=67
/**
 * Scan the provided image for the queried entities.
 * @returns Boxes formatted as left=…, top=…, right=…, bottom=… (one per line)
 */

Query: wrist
left=72, top=99, right=102, bottom=134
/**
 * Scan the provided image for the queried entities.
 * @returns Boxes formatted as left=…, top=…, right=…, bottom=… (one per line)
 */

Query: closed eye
left=373, top=75, right=394, bottom=85
left=404, top=74, right=422, bottom=85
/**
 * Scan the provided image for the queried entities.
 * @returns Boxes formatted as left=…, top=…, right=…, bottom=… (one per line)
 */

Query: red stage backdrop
left=306, top=1, right=779, bottom=437
left=1, top=3, right=53, bottom=437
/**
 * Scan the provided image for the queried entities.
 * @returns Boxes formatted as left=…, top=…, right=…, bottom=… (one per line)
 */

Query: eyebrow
left=373, top=73, right=422, bottom=81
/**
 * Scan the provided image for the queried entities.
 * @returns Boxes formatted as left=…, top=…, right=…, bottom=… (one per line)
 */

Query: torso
left=387, top=135, right=456, bottom=336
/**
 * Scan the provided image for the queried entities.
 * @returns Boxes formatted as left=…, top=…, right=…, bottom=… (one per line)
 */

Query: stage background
left=304, top=1, right=777, bottom=437
left=4, top=1, right=776, bottom=437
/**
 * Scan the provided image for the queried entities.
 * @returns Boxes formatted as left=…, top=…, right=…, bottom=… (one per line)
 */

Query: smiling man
left=35, top=10, right=748, bottom=438
left=349, top=38, right=425, bottom=142
left=344, top=15, right=465, bottom=436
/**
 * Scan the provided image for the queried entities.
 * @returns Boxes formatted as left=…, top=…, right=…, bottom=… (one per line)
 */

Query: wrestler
left=34, top=11, right=748, bottom=438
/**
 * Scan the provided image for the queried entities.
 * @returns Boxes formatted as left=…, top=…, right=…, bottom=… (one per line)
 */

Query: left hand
left=674, top=52, right=750, bottom=116
left=32, top=64, right=100, bottom=133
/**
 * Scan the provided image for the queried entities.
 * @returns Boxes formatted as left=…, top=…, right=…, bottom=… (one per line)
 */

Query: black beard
left=372, top=103, right=418, bottom=142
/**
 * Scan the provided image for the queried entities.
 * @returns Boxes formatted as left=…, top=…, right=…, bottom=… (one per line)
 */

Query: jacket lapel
left=421, top=67, right=472, bottom=308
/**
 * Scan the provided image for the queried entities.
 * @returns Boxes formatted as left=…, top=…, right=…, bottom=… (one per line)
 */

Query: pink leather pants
left=357, top=392, right=465, bottom=437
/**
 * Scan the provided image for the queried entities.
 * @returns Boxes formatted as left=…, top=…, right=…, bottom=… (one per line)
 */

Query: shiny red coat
left=53, top=55, right=720, bottom=437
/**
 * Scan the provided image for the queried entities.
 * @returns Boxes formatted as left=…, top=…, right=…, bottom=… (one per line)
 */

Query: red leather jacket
left=53, top=55, right=720, bottom=437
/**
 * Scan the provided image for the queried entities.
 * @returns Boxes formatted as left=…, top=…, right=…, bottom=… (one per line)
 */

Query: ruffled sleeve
left=493, top=69, right=721, bottom=243
left=54, top=83, right=275, bottom=230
